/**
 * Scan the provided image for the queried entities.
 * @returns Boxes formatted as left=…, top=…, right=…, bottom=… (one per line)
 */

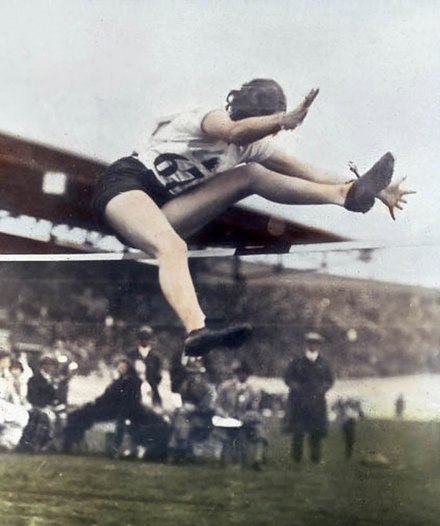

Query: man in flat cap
left=284, top=332, right=334, bottom=464
left=217, top=360, right=267, bottom=470
left=127, top=325, right=163, bottom=407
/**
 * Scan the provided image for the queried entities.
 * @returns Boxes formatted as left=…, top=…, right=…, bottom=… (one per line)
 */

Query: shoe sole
left=345, top=152, right=394, bottom=212
left=362, top=152, right=394, bottom=193
left=184, top=324, right=252, bottom=357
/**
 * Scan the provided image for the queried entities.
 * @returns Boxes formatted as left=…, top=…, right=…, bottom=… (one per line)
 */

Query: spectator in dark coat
left=127, top=325, right=163, bottom=407
left=22, top=354, right=62, bottom=453
left=63, top=358, right=142, bottom=453
left=284, top=332, right=334, bottom=464
left=27, top=355, right=60, bottom=408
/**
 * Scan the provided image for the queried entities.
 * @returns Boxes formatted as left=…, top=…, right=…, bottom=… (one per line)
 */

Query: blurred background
left=0, top=1, right=438, bottom=268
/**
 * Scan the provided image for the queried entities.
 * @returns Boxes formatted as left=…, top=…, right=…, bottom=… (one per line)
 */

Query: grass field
left=1, top=418, right=440, bottom=526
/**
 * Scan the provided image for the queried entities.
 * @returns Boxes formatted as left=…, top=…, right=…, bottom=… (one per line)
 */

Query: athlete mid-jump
left=92, top=79, right=413, bottom=357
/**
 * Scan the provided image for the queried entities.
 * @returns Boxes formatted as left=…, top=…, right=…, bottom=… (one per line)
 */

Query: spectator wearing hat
left=128, top=326, right=163, bottom=407
left=168, top=358, right=217, bottom=462
left=217, top=361, right=262, bottom=422
left=216, top=360, right=267, bottom=469
left=284, top=332, right=334, bottom=464
left=23, top=353, right=71, bottom=453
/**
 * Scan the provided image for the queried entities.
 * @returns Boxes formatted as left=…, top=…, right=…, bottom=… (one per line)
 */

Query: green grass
left=1, top=419, right=440, bottom=526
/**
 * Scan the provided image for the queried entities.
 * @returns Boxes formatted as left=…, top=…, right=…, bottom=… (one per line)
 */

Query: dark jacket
left=27, top=372, right=58, bottom=408
left=63, top=366, right=142, bottom=451
left=284, top=354, right=334, bottom=434
left=93, top=368, right=142, bottom=419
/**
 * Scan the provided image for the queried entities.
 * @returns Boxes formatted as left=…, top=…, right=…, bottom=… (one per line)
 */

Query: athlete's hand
left=377, top=176, right=416, bottom=220
left=281, top=88, right=319, bottom=131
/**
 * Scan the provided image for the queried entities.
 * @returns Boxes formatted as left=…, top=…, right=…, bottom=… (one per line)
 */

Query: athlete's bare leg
left=104, top=155, right=393, bottom=354
left=162, top=162, right=350, bottom=238
left=104, top=191, right=206, bottom=333
left=104, top=163, right=344, bottom=333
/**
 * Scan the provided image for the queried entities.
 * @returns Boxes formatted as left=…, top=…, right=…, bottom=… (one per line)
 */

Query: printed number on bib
left=154, top=153, right=219, bottom=191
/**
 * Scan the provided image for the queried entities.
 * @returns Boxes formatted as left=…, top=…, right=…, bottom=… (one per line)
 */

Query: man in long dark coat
left=284, top=332, right=334, bottom=463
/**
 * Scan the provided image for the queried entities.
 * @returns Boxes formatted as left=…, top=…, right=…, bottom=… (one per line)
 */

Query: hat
left=39, top=353, right=57, bottom=364
left=304, top=332, right=324, bottom=343
left=137, top=325, right=154, bottom=338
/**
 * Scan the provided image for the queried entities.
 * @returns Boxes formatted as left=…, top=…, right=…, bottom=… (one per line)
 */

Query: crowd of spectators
left=0, top=324, right=270, bottom=470
left=0, top=310, right=370, bottom=470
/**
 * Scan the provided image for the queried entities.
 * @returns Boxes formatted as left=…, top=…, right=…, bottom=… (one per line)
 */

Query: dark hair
left=116, top=357, right=136, bottom=376
left=226, top=78, right=287, bottom=121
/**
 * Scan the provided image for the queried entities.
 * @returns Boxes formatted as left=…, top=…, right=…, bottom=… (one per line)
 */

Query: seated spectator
left=168, top=357, right=217, bottom=462
left=216, top=360, right=267, bottom=470
left=62, top=357, right=142, bottom=455
left=0, top=349, right=30, bottom=451
left=9, top=354, right=33, bottom=407
left=0, top=349, right=15, bottom=403
left=27, top=354, right=60, bottom=408
left=52, top=344, right=79, bottom=406
left=22, top=353, right=67, bottom=453
left=0, top=398, right=29, bottom=451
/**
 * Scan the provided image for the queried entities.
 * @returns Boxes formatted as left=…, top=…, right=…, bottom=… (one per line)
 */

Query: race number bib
left=152, top=153, right=219, bottom=193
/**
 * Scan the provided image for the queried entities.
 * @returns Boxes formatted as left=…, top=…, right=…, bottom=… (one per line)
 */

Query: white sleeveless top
left=136, top=107, right=275, bottom=196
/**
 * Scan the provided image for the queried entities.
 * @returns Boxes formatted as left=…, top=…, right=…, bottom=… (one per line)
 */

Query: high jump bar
left=0, top=238, right=436, bottom=263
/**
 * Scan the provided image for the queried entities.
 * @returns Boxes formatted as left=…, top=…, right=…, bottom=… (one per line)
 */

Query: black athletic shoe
left=184, top=323, right=253, bottom=357
left=344, top=152, right=395, bottom=213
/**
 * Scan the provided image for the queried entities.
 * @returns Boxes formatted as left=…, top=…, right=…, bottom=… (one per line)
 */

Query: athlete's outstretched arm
left=261, top=149, right=348, bottom=185
left=263, top=150, right=415, bottom=217
left=202, top=89, right=319, bottom=146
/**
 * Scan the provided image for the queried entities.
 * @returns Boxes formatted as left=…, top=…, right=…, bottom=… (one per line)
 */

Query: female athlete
left=93, top=79, right=413, bottom=357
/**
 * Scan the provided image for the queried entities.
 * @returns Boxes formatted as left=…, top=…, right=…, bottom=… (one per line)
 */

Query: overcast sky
left=1, top=0, right=439, bottom=287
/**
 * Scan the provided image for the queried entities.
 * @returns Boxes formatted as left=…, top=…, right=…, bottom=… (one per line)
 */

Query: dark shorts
left=92, top=156, right=173, bottom=219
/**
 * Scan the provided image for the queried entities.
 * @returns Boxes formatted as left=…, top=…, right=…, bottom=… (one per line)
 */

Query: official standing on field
left=284, top=332, right=334, bottom=464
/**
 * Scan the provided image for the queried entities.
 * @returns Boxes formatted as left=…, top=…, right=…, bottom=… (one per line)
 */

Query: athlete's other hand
left=378, top=176, right=416, bottom=220
left=282, top=88, right=319, bottom=131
